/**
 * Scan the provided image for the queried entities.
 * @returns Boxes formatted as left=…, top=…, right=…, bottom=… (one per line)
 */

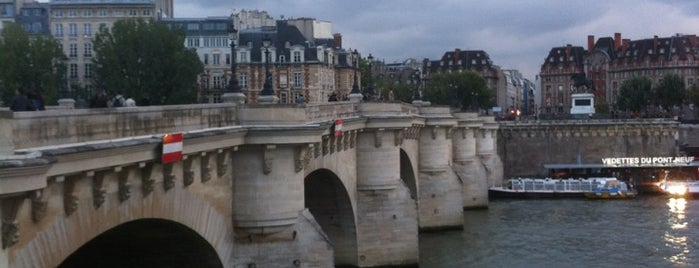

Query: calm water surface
left=420, top=196, right=699, bottom=268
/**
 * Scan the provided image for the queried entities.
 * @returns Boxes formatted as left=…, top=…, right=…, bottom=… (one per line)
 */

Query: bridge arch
left=304, top=168, right=357, bottom=266
left=11, top=186, right=233, bottom=268
left=400, top=149, right=418, bottom=200
left=58, top=218, right=222, bottom=267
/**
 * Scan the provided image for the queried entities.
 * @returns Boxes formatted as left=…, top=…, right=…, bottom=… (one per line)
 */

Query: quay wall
left=497, top=119, right=680, bottom=178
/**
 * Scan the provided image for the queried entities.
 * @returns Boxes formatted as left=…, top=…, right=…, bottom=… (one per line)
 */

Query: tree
left=0, top=23, right=66, bottom=106
left=654, top=74, right=685, bottom=110
left=92, top=18, right=203, bottom=105
left=617, top=76, right=652, bottom=113
left=424, top=71, right=493, bottom=111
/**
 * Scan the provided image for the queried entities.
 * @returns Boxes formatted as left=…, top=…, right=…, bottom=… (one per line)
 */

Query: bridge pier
left=355, top=128, right=419, bottom=267
left=477, top=118, right=503, bottom=188
left=453, top=113, right=489, bottom=209
left=417, top=107, right=463, bottom=231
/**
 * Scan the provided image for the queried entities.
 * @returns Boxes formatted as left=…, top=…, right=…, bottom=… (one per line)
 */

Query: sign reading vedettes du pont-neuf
left=601, top=156, right=695, bottom=167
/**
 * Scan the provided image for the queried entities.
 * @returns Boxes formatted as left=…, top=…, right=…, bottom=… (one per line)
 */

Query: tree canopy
left=0, top=23, right=66, bottom=106
left=92, top=18, right=203, bottom=105
left=616, top=76, right=652, bottom=113
left=424, top=71, right=492, bottom=111
left=654, top=74, right=685, bottom=110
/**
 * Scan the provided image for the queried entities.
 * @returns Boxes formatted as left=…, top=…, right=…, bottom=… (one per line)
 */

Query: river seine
left=419, top=196, right=699, bottom=268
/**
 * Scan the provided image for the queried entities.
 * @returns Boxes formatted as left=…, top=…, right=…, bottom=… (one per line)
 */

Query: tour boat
left=584, top=179, right=637, bottom=199
left=488, top=177, right=620, bottom=199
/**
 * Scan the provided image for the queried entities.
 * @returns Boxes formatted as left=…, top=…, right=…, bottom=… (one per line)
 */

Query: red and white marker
left=334, top=119, right=343, bottom=137
left=162, top=133, right=183, bottom=164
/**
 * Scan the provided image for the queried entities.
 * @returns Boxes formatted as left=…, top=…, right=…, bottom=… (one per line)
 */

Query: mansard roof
left=427, top=49, right=494, bottom=73
left=541, top=45, right=585, bottom=70
left=615, top=34, right=699, bottom=62
left=592, top=37, right=616, bottom=58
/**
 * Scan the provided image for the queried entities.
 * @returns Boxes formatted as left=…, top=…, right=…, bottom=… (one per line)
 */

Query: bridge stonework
left=0, top=103, right=500, bottom=267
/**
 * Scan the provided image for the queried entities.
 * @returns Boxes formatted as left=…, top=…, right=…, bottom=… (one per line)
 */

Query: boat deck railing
left=507, top=177, right=617, bottom=192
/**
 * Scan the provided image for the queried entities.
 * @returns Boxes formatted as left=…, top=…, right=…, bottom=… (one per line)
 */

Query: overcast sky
left=172, top=0, right=699, bottom=81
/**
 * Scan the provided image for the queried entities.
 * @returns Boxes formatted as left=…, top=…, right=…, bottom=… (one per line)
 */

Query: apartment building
left=48, top=0, right=178, bottom=95
left=540, top=33, right=699, bottom=115
left=166, top=14, right=357, bottom=104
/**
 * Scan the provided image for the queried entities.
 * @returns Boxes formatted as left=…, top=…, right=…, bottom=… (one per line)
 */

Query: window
left=213, top=75, right=222, bottom=89
left=238, top=52, right=247, bottom=63
left=69, top=10, right=77, bottom=17
left=54, top=24, right=63, bottom=37
left=213, top=54, right=220, bottom=65
left=99, top=23, right=107, bottom=31
left=84, top=63, right=92, bottom=78
left=240, top=73, right=248, bottom=89
left=54, top=11, right=63, bottom=17
left=293, top=51, right=301, bottom=62
left=226, top=53, right=230, bottom=65
left=129, top=10, right=137, bottom=16
left=83, top=10, right=91, bottom=17
left=69, top=23, right=77, bottom=37
left=143, top=10, right=151, bottom=16
left=83, top=23, right=91, bottom=36
left=69, top=64, right=78, bottom=78
left=203, top=54, right=209, bottom=65
left=113, top=10, right=123, bottom=16
left=84, top=43, right=92, bottom=57
left=293, top=71, right=302, bottom=88
left=187, top=38, right=199, bottom=47
left=69, top=44, right=78, bottom=57
left=98, top=10, right=107, bottom=17
left=187, top=23, right=199, bottom=30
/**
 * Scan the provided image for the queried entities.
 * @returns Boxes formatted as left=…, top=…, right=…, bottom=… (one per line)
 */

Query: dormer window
left=293, top=51, right=301, bottom=62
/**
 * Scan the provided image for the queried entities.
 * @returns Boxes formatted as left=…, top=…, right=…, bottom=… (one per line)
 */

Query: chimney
left=653, top=35, right=658, bottom=54
left=566, top=44, right=572, bottom=58
left=454, top=48, right=460, bottom=60
left=333, top=33, right=342, bottom=48
left=622, top=39, right=630, bottom=51
left=587, top=35, right=595, bottom=52
left=614, top=33, right=621, bottom=50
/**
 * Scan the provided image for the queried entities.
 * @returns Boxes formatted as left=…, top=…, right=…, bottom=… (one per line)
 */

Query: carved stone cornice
left=183, top=156, right=194, bottom=187
left=30, top=190, right=47, bottom=223
left=200, top=152, right=211, bottom=183
left=116, top=167, right=130, bottom=202
left=1, top=195, right=23, bottom=249
left=263, top=145, right=275, bottom=175
left=161, top=164, right=173, bottom=192
left=294, top=145, right=310, bottom=173
left=92, top=171, right=106, bottom=209
left=217, top=149, right=228, bottom=178
left=394, top=129, right=405, bottom=146
left=62, top=175, right=78, bottom=216
left=140, top=163, right=154, bottom=196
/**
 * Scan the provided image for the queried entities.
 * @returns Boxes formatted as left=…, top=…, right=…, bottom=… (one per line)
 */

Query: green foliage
left=654, top=74, right=685, bottom=109
left=617, top=76, right=652, bottom=112
left=0, top=23, right=66, bottom=105
left=688, top=85, right=699, bottom=109
left=92, top=18, right=203, bottom=105
left=424, top=71, right=492, bottom=111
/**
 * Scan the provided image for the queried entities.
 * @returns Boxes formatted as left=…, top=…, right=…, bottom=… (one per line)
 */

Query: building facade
left=48, top=0, right=157, bottom=95
left=540, top=33, right=699, bottom=115
left=14, top=1, right=49, bottom=35
left=167, top=13, right=359, bottom=104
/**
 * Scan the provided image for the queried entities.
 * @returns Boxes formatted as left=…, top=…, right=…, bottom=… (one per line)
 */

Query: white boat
left=659, top=181, right=699, bottom=198
left=489, top=177, right=620, bottom=199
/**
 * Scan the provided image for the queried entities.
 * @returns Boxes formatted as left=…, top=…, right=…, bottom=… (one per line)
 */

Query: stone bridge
left=0, top=102, right=502, bottom=267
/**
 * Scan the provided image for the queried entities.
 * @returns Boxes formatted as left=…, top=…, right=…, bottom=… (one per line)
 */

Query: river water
left=419, top=196, right=699, bottom=268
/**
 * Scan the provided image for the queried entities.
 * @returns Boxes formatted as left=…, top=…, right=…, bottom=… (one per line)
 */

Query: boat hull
left=488, top=188, right=586, bottom=199
left=584, top=191, right=637, bottom=199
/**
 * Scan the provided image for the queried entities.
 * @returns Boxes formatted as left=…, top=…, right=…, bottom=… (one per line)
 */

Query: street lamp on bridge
left=349, top=49, right=363, bottom=102
left=221, top=22, right=246, bottom=104
left=258, top=36, right=278, bottom=104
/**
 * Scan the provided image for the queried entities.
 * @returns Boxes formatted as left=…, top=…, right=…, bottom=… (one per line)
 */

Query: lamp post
left=411, top=70, right=422, bottom=105
left=348, top=49, right=363, bottom=102
left=257, top=37, right=278, bottom=104
left=366, top=54, right=374, bottom=101
left=221, top=22, right=246, bottom=104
